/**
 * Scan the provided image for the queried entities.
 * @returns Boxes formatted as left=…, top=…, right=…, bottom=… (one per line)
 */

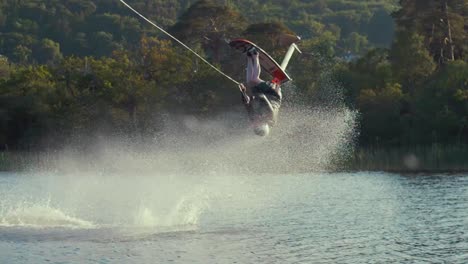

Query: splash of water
left=0, top=173, right=211, bottom=230
left=0, top=204, right=95, bottom=229
left=3, top=73, right=357, bottom=231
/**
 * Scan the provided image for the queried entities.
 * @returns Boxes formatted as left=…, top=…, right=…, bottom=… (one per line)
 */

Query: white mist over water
left=0, top=78, right=358, bottom=232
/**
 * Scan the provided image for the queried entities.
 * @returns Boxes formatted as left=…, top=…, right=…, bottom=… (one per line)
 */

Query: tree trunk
left=444, top=0, right=455, bottom=61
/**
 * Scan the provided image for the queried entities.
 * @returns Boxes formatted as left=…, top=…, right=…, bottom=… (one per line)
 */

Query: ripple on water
left=0, top=172, right=468, bottom=264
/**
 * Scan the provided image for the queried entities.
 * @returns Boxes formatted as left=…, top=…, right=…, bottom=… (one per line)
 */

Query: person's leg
left=246, top=55, right=254, bottom=85
left=249, top=53, right=263, bottom=86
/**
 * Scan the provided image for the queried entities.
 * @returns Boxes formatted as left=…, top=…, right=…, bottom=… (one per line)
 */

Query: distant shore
left=342, top=144, right=468, bottom=173
left=2, top=144, right=467, bottom=173
left=0, top=151, right=35, bottom=172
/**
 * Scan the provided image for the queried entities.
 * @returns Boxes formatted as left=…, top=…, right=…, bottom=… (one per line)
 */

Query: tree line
left=0, top=0, right=467, bottom=150
left=0, top=0, right=396, bottom=63
left=338, top=0, right=467, bottom=146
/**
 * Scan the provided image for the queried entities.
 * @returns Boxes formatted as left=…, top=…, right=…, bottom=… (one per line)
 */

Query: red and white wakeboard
left=229, top=38, right=292, bottom=85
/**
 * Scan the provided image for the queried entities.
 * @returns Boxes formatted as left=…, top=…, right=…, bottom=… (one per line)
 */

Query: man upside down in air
left=238, top=47, right=282, bottom=137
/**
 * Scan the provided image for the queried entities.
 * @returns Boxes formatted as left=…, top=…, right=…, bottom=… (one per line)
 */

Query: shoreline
left=337, top=169, right=468, bottom=175
left=341, top=144, right=468, bottom=174
left=1, top=145, right=468, bottom=174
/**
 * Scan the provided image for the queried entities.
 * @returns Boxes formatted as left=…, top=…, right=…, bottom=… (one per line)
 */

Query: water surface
left=1, top=172, right=467, bottom=263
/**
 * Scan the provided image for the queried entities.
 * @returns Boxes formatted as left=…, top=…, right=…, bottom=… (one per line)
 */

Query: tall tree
left=35, top=38, right=63, bottom=65
left=170, top=0, right=247, bottom=63
left=393, top=0, right=467, bottom=65
left=390, top=31, right=436, bottom=93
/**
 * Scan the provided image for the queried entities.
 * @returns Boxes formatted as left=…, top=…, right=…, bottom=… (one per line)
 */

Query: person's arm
left=239, top=83, right=256, bottom=121
left=239, top=83, right=250, bottom=105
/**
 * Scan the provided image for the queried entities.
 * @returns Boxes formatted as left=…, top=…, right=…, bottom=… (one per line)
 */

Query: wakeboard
left=229, top=39, right=292, bottom=84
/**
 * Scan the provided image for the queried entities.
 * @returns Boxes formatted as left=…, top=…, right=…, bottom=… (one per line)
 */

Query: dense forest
left=0, top=0, right=467, bottom=152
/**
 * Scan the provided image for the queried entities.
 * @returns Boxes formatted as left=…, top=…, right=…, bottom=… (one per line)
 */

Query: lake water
left=0, top=171, right=467, bottom=263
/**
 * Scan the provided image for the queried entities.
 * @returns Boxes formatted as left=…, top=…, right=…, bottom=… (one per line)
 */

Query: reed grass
left=2, top=144, right=468, bottom=173
left=0, top=151, right=50, bottom=171
left=344, top=144, right=468, bottom=172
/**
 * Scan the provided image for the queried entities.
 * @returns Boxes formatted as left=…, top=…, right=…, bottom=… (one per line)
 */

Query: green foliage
left=0, top=0, right=467, bottom=155
left=413, top=60, right=468, bottom=143
left=357, top=83, right=404, bottom=145
left=393, top=0, right=467, bottom=64
left=244, top=22, right=295, bottom=57
left=390, top=31, right=436, bottom=91
left=336, top=48, right=394, bottom=104
left=336, top=0, right=465, bottom=148
left=343, top=32, right=369, bottom=54
left=0, top=65, right=58, bottom=148
left=36, top=38, right=63, bottom=64
left=171, top=0, right=246, bottom=42
left=0, top=56, right=11, bottom=79
left=366, top=9, right=395, bottom=47
left=0, top=0, right=397, bottom=63
left=170, top=0, right=247, bottom=64
left=346, top=144, right=468, bottom=172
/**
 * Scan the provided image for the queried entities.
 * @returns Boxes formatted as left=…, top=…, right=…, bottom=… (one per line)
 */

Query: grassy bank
left=1, top=144, right=468, bottom=173
left=1, top=151, right=27, bottom=171
left=345, top=144, right=468, bottom=173
left=0, top=151, right=50, bottom=171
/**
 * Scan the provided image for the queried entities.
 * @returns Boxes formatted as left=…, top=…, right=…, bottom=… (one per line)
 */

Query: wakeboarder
left=238, top=48, right=282, bottom=136
left=231, top=35, right=301, bottom=136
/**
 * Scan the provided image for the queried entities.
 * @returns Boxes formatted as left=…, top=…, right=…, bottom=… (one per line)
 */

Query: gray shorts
left=251, top=82, right=282, bottom=126
left=252, top=82, right=282, bottom=106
